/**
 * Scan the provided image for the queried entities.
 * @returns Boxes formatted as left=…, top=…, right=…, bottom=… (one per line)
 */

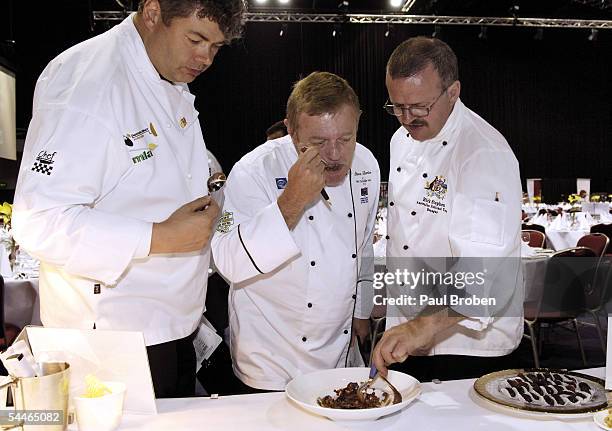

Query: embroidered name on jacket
left=31, top=150, right=57, bottom=175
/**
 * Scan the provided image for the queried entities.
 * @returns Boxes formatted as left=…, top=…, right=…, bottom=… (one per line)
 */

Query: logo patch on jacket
left=424, top=175, right=448, bottom=200
left=216, top=211, right=234, bottom=233
left=275, top=178, right=288, bottom=189
left=124, top=122, right=158, bottom=146
left=360, top=187, right=368, bottom=204
left=131, top=143, right=158, bottom=165
left=31, top=150, right=57, bottom=175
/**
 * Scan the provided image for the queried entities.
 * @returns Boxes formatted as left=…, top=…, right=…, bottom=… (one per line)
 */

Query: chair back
left=590, top=224, right=612, bottom=254
left=523, top=223, right=546, bottom=235
left=536, top=247, right=598, bottom=319
left=577, top=233, right=609, bottom=258
left=522, top=230, right=546, bottom=248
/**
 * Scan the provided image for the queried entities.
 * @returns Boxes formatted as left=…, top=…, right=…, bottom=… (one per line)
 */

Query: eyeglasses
left=383, top=87, right=448, bottom=118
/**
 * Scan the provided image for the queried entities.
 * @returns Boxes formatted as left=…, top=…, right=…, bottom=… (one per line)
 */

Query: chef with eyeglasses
left=212, top=72, right=380, bottom=392
left=372, top=37, right=523, bottom=382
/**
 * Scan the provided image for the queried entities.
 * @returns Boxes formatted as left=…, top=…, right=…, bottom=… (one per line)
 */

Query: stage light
left=588, top=29, right=599, bottom=42
left=432, top=25, right=441, bottom=38
left=280, top=23, right=287, bottom=37
left=390, top=0, right=402, bottom=7
left=278, top=0, right=290, bottom=4
left=254, top=0, right=268, bottom=4
left=534, top=28, right=544, bottom=41
left=478, top=26, right=487, bottom=40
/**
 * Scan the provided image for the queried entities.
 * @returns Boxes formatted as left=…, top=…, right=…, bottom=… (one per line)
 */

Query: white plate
left=285, top=367, right=420, bottom=421
left=594, top=410, right=612, bottom=430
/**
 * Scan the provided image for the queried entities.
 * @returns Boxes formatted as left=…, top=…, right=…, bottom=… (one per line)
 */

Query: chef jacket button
left=352, top=294, right=356, bottom=299
left=411, top=211, right=416, bottom=216
left=307, top=303, right=313, bottom=308
left=403, top=245, right=409, bottom=250
left=302, top=337, right=307, bottom=342
left=352, top=253, right=357, bottom=258
left=396, top=167, right=401, bottom=172
left=310, top=261, right=316, bottom=266
left=343, top=329, right=349, bottom=335
left=422, top=173, right=428, bottom=178
left=308, top=215, right=314, bottom=221
left=347, top=213, right=353, bottom=218
left=442, top=141, right=448, bottom=146
left=385, top=235, right=390, bottom=240
left=389, top=202, right=394, bottom=207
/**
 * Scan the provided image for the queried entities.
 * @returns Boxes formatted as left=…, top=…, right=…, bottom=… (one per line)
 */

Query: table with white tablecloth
left=545, top=228, right=589, bottom=251
left=65, top=368, right=606, bottom=430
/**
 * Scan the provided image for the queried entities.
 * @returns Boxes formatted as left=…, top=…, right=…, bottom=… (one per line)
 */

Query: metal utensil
left=207, top=172, right=227, bottom=193
left=357, top=364, right=402, bottom=406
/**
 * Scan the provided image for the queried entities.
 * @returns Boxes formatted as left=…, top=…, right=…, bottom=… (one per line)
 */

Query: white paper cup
left=73, top=382, right=126, bottom=431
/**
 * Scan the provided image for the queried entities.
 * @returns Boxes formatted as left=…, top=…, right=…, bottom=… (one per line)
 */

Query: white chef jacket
left=12, top=15, right=211, bottom=346
left=211, top=135, right=380, bottom=390
left=385, top=99, right=523, bottom=356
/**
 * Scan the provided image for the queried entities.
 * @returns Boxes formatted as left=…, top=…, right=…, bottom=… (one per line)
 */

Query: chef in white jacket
left=11, top=0, right=246, bottom=397
left=212, top=72, right=380, bottom=392
left=372, top=37, right=523, bottom=381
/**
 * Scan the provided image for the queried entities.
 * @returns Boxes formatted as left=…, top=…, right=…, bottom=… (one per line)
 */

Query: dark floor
left=512, top=312, right=607, bottom=371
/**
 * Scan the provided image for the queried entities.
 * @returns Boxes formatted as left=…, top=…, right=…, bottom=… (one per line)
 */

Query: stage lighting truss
left=92, top=11, right=612, bottom=30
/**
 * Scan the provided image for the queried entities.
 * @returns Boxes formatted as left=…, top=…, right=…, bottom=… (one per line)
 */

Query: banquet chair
left=580, top=257, right=612, bottom=354
left=577, top=233, right=609, bottom=258
left=523, top=223, right=546, bottom=235
left=523, top=247, right=597, bottom=368
left=590, top=224, right=612, bottom=255
left=522, top=230, right=546, bottom=248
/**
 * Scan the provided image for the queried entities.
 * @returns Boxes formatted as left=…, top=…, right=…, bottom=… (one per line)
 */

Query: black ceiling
left=81, top=0, right=612, bottom=18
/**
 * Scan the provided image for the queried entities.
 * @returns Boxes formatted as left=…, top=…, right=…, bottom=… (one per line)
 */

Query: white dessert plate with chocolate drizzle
left=473, top=368, right=610, bottom=418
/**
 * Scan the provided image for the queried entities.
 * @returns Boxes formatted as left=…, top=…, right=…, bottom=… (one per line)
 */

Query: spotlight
left=280, top=23, right=288, bottom=37
left=384, top=24, right=392, bottom=37
left=390, top=0, right=402, bottom=7
left=338, top=1, right=349, bottom=13
left=534, top=28, right=544, bottom=41
left=432, top=25, right=441, bottom=38
left=478, top=26, right=487, bottom=40
left=278, top=0, right=290, bottom=4
left=254, top=0, right=268, bottom=4
left=588, top=29, right=599, bottom=42
left=332, top=24, right=342, bottom=37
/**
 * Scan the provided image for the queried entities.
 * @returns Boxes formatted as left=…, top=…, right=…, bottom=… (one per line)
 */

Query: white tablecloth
left=3, top=277, right=41, bottom=329
left=545, top=229, right=589, bottom=251
left=65, top=368, right=606, bottom=430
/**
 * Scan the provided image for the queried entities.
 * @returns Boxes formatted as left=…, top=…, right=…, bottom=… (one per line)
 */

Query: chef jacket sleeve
left=211, top=161, right=300, bottom=284
left=12, top=108, right=151, bottom=286
left=447, top=148, right=523, bottom=331
left=354, top=164, right=381, bottom=320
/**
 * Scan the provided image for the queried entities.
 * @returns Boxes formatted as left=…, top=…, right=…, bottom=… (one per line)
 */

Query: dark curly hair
left=138, top=0, right=247, bottom=41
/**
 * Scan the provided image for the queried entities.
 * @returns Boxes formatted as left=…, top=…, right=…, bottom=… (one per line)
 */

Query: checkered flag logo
left=32, top=162, right=53, bottom=175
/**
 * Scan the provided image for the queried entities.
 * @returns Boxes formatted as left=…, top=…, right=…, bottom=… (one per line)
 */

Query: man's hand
left=372, top=310, right=464, bottom=377
left=278, top=146, right=326, bottom=230
left=351, top=317, right=370, bottom=347
left=150, top=196, right=220, bottom=254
